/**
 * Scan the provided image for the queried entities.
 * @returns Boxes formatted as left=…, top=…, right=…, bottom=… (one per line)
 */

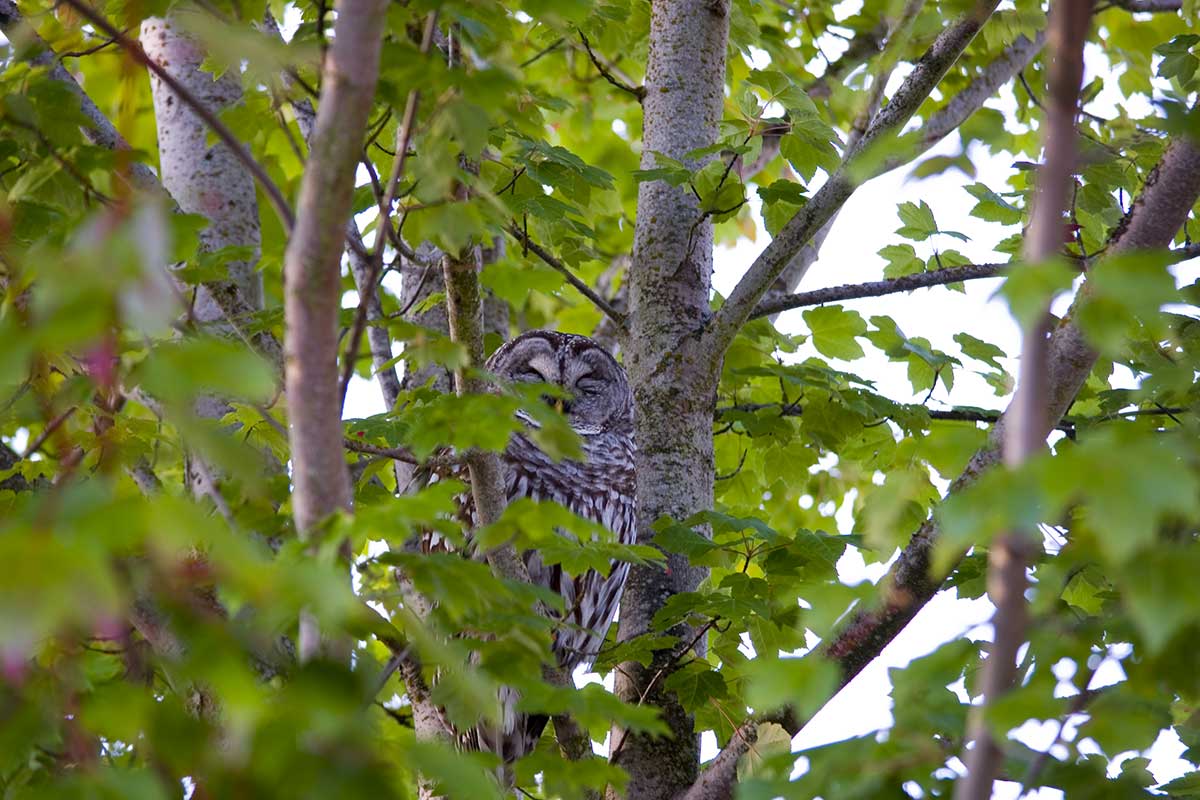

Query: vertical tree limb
left=613, top=1, right=729, bottom=798
left=955, top=3, right=1091, bottom=798
left=139, top=15, right=263, bottom=357
left=264, top=11, right=401, bottom=411
left=283, top=0, right=389, bottom=658
left=440, top=249, right=530, bottom=585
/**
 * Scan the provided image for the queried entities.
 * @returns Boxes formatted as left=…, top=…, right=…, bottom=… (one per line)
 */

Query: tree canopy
left=0, top=0, right=1199, bottom=798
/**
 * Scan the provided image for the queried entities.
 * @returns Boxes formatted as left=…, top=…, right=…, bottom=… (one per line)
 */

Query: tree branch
left=1103, top=0, right=1181, bottom=10
left=505, top=223, right=628, bottom=330
left=439, top=249, right=533, bottom=587
left=263, top=12, right=401, bottom=410
left=577, top=30, right=645, bottom=101
left=707, top=0, right=1002, bottom=354
left=678, top=720, right=758, bottom=800
left=956, top=3, right=1090, bottom=796
left=752, top=263, right=1008, bottom=319
left=824, top=125, right=1200, bottom=715
left=283, top=0, right=388, bottom=661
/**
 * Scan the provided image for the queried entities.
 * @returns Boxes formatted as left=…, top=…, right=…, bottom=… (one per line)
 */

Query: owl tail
left=468, top=686, right=551, bottom=784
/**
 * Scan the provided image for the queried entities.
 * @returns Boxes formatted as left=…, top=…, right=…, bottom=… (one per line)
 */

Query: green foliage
left=0, top=0, right=1198, bottom=797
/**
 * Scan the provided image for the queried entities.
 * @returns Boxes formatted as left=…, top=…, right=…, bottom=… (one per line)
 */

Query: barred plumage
left=424, top=330, right=637, bottom=764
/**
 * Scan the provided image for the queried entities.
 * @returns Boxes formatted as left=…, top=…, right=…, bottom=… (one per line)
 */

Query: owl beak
left=554, top=397, right=565, bottom=414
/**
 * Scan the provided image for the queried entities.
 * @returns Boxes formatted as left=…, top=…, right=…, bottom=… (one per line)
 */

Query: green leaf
left=737, top=722, right=793, bottom=781
left=744, top=655, right=838, bottom=717
left=954, top=332, right=1006, bottom=370
left=664, top=660, right=728, bottom=711
left=965, top=183, right=1023, bottom=225
left=879, top=243, right=924, bottom=279
left=803, top=305, right=867, bottom=361
left=996, top=258, right=1077, bottom=330
left=1159, top=771, right=1200, bottom=797
left=895, top=200, right=938, bottom=241
left=132, top=337, right=276, bottom=407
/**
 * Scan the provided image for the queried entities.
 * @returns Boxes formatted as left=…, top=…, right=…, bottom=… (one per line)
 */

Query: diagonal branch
left=577, top=30, right=645, bottom=101
left=505, top=223, right=628, bottom=330
left=0, top=1, right=159, bottom=192
left=752, top=28, right=1046, bottom=319
left=706, top=0, right=1002, bottom=353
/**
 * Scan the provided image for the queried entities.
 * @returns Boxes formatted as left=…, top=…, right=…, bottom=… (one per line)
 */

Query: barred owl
left=427, top=330, right=637, bottom=763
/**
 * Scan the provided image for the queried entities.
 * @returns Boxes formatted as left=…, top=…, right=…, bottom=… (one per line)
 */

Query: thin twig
left=505, top=223, right=628, bottom=330
left=706, top=0, right=1003, bottom=353
left=22, top=406, right=78, bottom=458
left=1015, top=661, right=1102, bottom=797
left=577, top=30, right=645, bottom=100
left=342, top=437, right=464, bottom=471
left=751, top=263, right=1008, bottom=319
left=338, top=12, right=438, bottom=413
left=520, top=36, right=565, bottom=68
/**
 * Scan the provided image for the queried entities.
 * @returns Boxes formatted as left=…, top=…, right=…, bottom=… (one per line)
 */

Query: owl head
left=486, top=330, right=633, bottom=436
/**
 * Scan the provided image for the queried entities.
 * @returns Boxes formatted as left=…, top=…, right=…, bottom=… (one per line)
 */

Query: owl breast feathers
left=424, top=330, right=637, bottom=763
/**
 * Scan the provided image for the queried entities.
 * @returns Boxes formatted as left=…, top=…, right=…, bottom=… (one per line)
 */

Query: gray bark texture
left=140, top=17, right=263, bottom=324
left=611, top=1, right=729, bottom=798
left=139, top=15, right=267, bottom=514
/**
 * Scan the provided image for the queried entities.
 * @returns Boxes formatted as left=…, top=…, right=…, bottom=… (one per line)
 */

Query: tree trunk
left=140, top=17, right=263, bottom=325
left=612, top=1, right=729, bottom=797
left=140, top=15, right=264, bottom=504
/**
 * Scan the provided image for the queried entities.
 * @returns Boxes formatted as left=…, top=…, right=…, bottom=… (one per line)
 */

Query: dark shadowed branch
left=751, top=263, right=1007, bottom=318
left=505, top=223, right=628, bottom=330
